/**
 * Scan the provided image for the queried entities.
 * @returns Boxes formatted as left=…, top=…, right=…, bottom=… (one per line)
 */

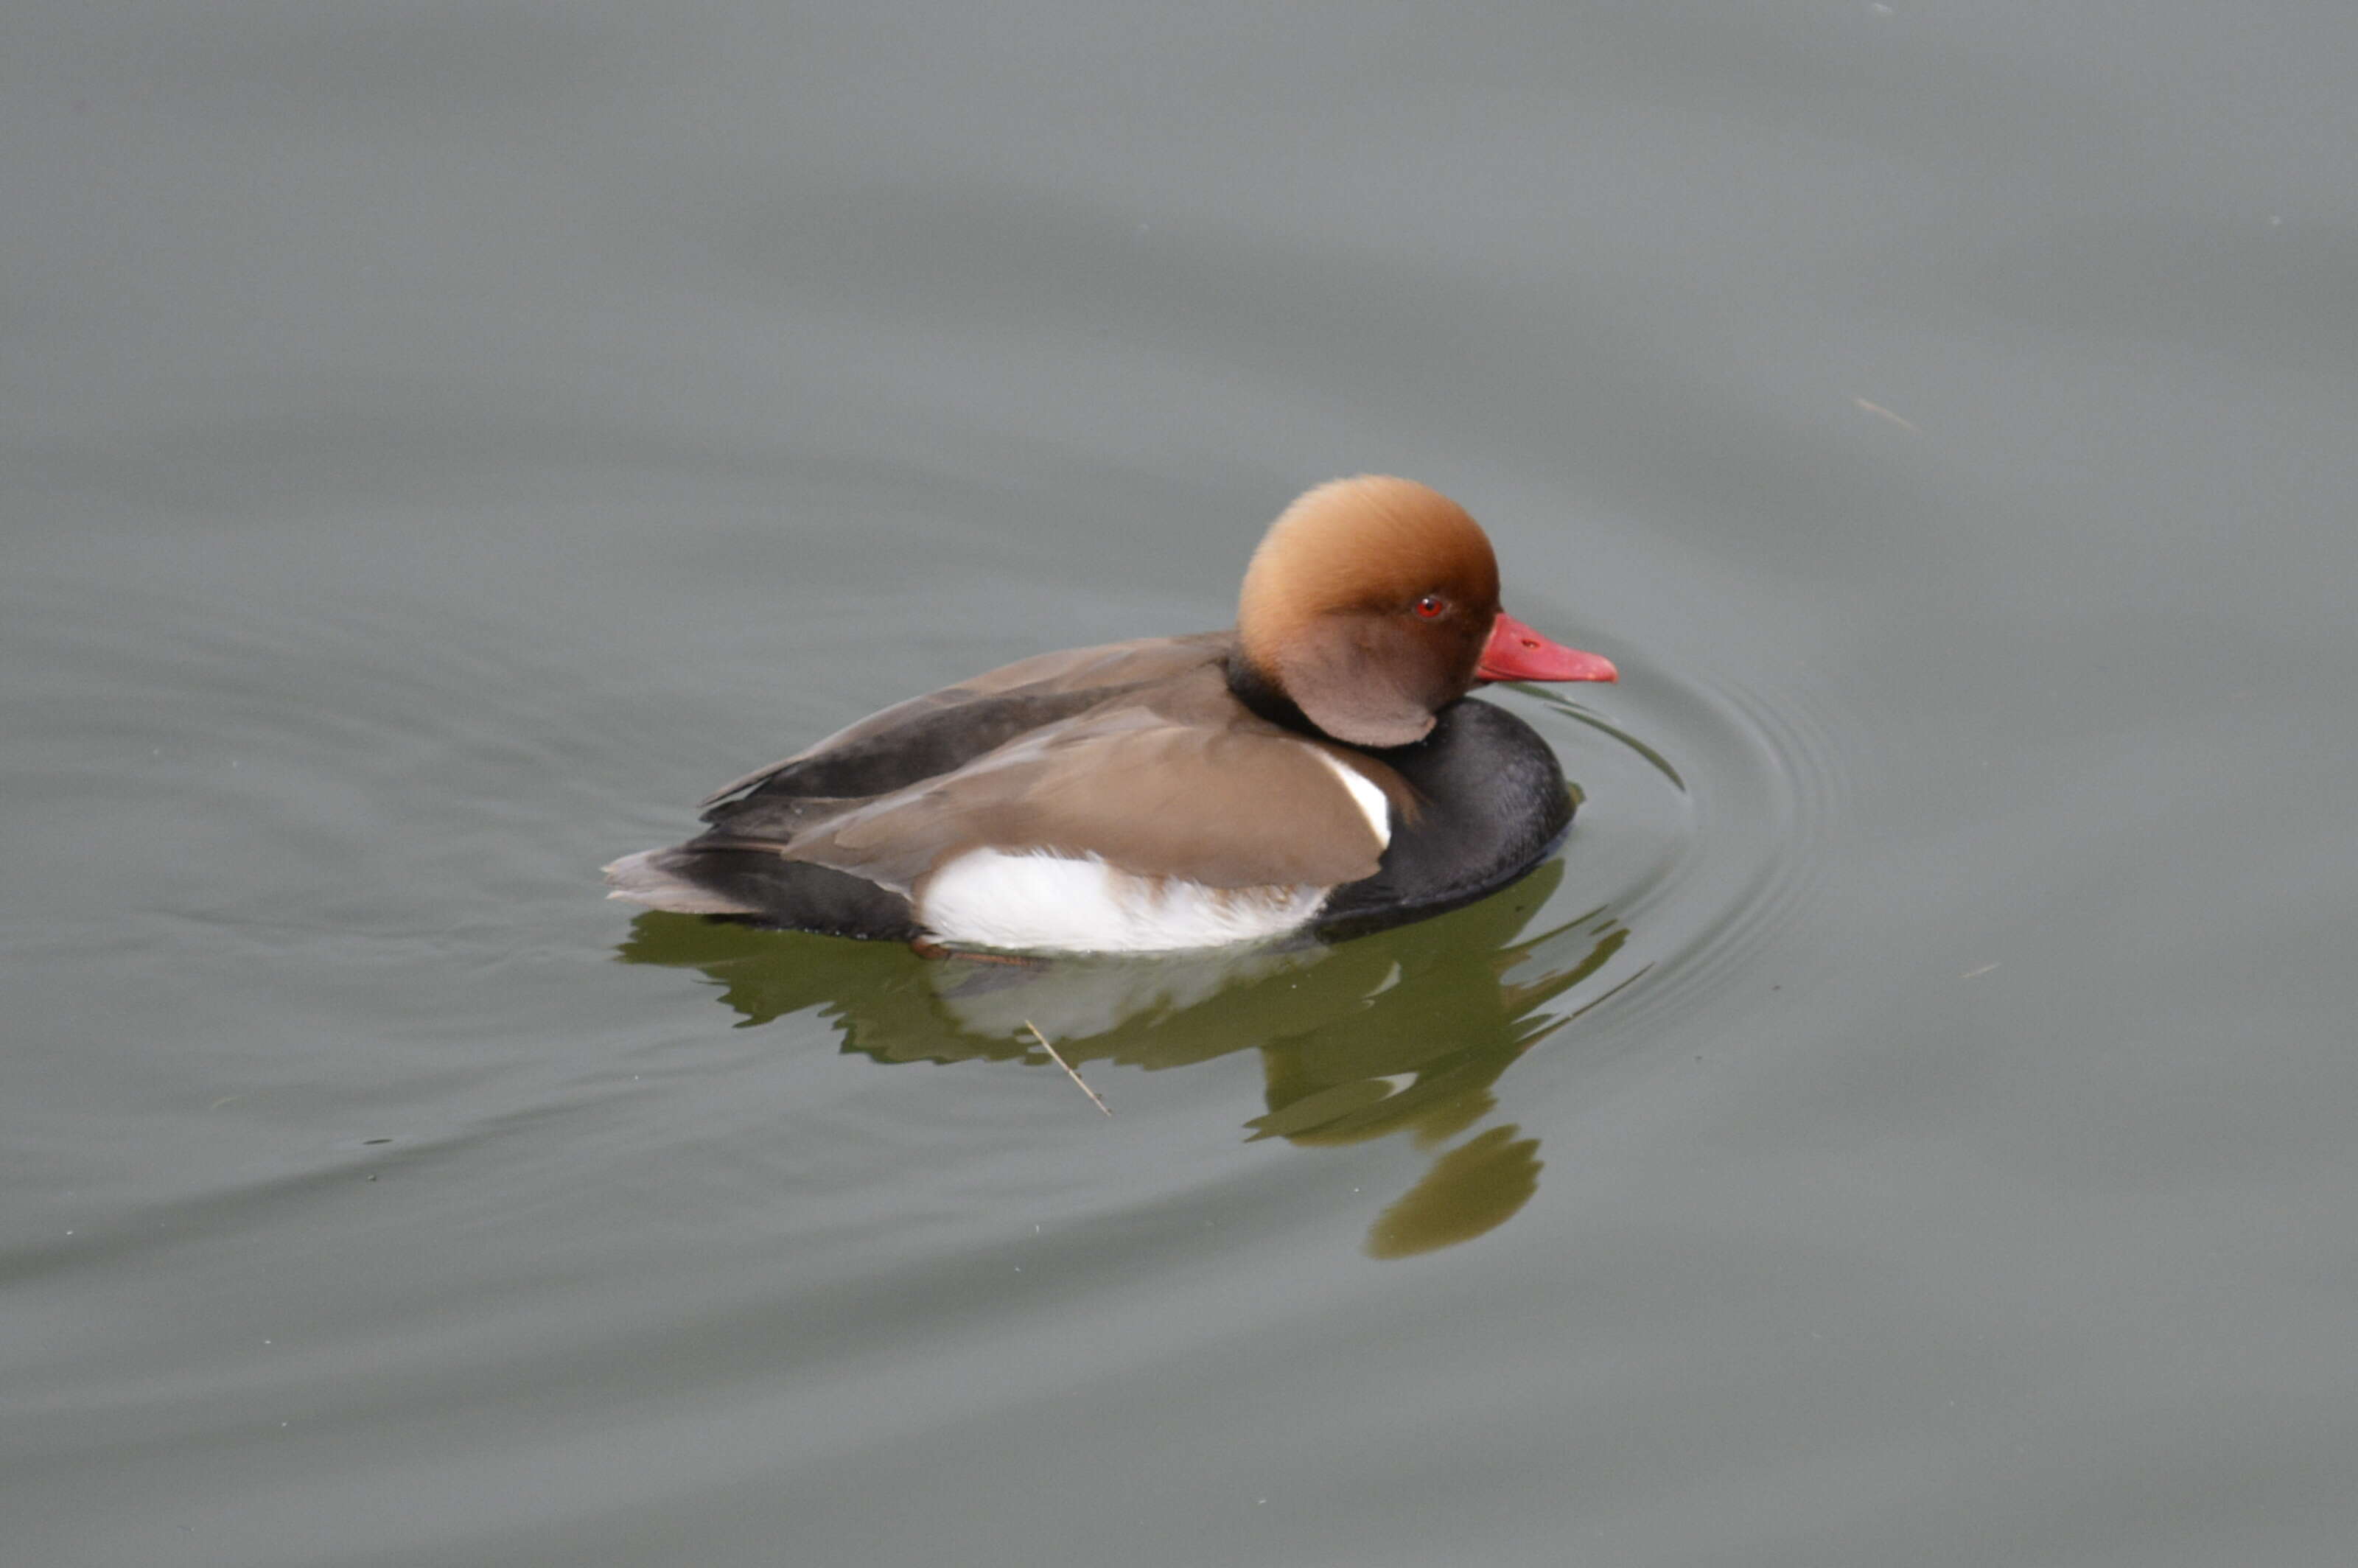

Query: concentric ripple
left=5, top=549, right=1865, bottom=1270
left=1494, top=645, right=1856, bottom=1046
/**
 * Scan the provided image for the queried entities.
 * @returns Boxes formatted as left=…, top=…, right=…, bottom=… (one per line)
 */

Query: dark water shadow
left=615, top=861, right=1639, bottom=1257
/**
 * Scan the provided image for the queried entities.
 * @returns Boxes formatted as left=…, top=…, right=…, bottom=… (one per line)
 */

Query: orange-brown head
left=1236, top=476, right=1616, bottom=747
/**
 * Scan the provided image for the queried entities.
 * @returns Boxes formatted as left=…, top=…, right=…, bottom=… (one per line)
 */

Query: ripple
left=4, top=550, right=1867, bottom=1264
left=601, top=638, right=1867, bottom=1257
left=4, top=564, right=650, bottom=940
left=1, top=562, right=671, bottom=1152
left=1506, top=647, right=1857, bottom=1042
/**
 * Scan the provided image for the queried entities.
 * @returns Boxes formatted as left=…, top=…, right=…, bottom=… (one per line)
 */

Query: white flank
left=920, top=848, right=1329, bottom=953
left=1316, top=752, right=1393, bottom=849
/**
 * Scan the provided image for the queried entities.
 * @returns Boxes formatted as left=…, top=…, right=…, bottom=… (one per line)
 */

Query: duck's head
left=1234, top=476, right=1617, bottom=748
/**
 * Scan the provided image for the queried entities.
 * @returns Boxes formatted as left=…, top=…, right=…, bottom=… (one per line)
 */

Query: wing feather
left=788, top=713, right=1391, bottom=894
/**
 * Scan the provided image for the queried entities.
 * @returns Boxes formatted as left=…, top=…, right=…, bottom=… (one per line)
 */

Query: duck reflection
left=615, top=861, right=1635, bottom=1256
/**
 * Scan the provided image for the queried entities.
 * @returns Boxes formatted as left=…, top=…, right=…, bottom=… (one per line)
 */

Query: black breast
left=1315, top=697, right=1575, bottom=940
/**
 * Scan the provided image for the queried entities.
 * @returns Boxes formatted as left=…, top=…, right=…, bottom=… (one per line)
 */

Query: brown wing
left=777, top=701, right=1393, bottom=895
left=698, top=634, right=1234, bottom=810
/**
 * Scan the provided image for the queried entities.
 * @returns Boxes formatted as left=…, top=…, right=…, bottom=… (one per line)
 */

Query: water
left=10, top=4, right=2358, bottom=1564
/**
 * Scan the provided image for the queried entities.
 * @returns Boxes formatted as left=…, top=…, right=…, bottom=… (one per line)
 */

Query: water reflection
left=616, top=861, right=1637, bottom=1256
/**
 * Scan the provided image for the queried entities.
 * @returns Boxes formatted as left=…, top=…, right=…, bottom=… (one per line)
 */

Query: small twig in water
left=1022, top=1020, right=1112, bottom=1116
left=1853, top=397, right=1922, bottom=434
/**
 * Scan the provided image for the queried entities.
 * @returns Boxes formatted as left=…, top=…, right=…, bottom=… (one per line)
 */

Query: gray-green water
left=10, top=4, right=2358, bottom=1564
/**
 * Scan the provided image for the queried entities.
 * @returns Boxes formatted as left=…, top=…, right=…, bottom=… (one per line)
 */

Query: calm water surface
left=9, top=5, right=2358, bottom=1565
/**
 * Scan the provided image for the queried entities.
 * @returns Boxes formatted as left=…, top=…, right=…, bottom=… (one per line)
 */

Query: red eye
left=1413, top=595, right=1446, bottom=620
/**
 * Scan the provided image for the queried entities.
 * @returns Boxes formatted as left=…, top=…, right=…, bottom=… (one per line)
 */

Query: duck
left=606, top=475, right=1617, bottom=953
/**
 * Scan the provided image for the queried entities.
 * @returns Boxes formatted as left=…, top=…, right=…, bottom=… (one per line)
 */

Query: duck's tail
left=603, top=844, right=920, bottom=941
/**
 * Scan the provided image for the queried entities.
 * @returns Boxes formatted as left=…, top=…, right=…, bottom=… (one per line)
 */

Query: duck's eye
left=1413, top=595, right=1446, bottom=620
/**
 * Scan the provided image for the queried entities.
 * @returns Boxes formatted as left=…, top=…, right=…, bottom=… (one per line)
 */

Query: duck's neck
left=1224, top=643, right=1445, bottom=755
left=1223, top=646, right=1322, bottom=738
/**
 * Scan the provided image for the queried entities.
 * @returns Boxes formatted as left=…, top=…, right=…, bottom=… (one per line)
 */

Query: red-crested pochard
left=607, top=476, right=1617, bottom=953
